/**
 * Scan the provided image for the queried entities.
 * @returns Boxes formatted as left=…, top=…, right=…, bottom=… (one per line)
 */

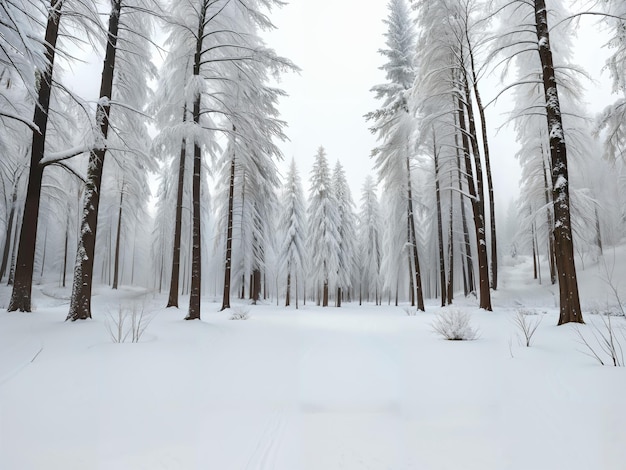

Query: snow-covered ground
left=2, top=249, right=626, bottom=469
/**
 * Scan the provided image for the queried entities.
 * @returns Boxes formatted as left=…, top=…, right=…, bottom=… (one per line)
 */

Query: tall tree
left=307, top=147, right=340, bottom=307
left=279, top=158, right=307, bottom=308
left=358, top=175, right=382, bottom=305
left=67, top=0, right=157, bottom=320
left=367, top=0, right=425, bottom=310
left=332, top=161, right=357, bottom=307
left=493, top=0, right=583, bottom=324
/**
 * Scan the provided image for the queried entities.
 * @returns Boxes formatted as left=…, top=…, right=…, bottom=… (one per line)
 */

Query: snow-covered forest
left=1, top=0, right=626, bottom=468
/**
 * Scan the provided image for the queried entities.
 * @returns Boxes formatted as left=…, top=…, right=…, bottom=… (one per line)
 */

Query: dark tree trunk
left=67, top=0, right=120, bottom=321
left=285, top=271, right=291, bottom=307
left=221, top=152, right=236, bottom=311
left=39, top=226, right=48, bottom=277
left=433, top=134, right=447, bottom=307
left=467, top=38, right=498, bottom=290
left=62, top=213, right=69, bottom=287
left=534, top=0, right=583, bottom=324
left=185, top=2, right=209, bottom=321
left=446, top=182, right=454, bottom=303
left=457, top=81, right=492, bottom=311
left=532, top=220, right=538, bottom=280
left=322, top=279, right=329, bottom=307
left=167, top=109, right=187, bottom=308
left=112, top=188, right=123, bottom=289
left=251, top=268, right=261, bottom=304
left=8, top=0, right=63, bottom=312
left=406, top=156, right=425, bottom=311
left=454, top=107, right=474, bottom=296
left=336, top=287, right=341, bottom=307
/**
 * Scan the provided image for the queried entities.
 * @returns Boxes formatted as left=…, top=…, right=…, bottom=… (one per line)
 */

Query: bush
left=513, top=309, right=542, bottom=347
left=229, top=307, right=250, bottom=320
left=105, top=304, right=153, bottom=343
left=575, top=313, right=625, bottom=367
left=432, top=309, right=478, bottom=341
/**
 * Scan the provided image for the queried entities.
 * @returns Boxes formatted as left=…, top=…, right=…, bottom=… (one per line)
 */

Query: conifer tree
left=307, top=147, right=340, bottom=307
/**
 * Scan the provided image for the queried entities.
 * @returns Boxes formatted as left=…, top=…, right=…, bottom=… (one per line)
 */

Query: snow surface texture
left=2, top=251, right=626, bottom=469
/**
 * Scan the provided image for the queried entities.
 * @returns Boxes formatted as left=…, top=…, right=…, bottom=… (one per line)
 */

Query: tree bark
left=8, top=0, right=63, bottom=311
left=466, top=35, right=498, bottom=290
left=446, top=180, right=454, bottom=303
left=66, top=0, right=120, bottom=321
left=433, top=133, right=447, bottom=307
left=220, top=154, right=236, bottom=311
left=167, top=108, right=187, bottom=308
left=534, top=0, right=583, bottom=324
left=112, top=188, right=123, bottom=289
left=185, top=1, right=209, bottom=321
left=406, top=156, right=425, bottom=311
left=458, top=79, right=492, bottom=311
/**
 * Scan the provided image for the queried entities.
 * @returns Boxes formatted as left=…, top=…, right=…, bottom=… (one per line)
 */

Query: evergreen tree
left=279, top=158, right=307, bottom=307
left=367, top=0, right=425, bottom=310
left=307, top=147, right=340, bottom=307
left=332, top=161, right=357, bottom=307
left=357, top=175, right=382, bottom=305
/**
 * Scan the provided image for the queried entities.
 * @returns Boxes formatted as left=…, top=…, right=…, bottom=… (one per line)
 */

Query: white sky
left=67, top=1, right=615, bottom=220
left=263, top=1, right=615, bottom=219
left=263, top=0, right=388, bottom=198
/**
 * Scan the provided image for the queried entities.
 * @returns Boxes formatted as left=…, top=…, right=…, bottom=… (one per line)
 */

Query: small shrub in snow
left=432, top=309, right=478, bottom=341
left=574, top=313, right=625, bottom=367
left=513, top=310, right=542, bottom=347
left=229, top=308, right=250, bottom=320
left=105, top=305, right=153, bottom=343
left=404, top=307, right=417, bottom=316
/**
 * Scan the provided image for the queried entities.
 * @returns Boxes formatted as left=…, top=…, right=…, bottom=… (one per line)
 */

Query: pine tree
left=367, top=0, right=425, bottom=310
left=279, top=158, right=307, bottom=308
left=332, top=161, right=357, bottom=307
left=67, top=0, right=158, bottom=320
left=357, top=175, right=382, bottom=305
left=307, top=147, right=340, bottom=307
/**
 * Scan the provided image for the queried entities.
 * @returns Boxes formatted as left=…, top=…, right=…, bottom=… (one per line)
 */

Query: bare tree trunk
left=285, top=270, right=291, bottom=306
left=167, top=109, right=187, bottom=308
left=462, top=72, right=492, bottom=311
left=67, top=0, right=120, bottom=321
left=447, top=181, right=454, bottom=303
left=221, top=152, right=236, bottom=311
left=251, top=267, right=261, bottom=304
left=336, top=287, right=341, bottom=307
left=457, top=80, right=492, bottom=310
left=467, top=36, right=498, bottom=290
left=454, top=107, right=474, bottom=296
left=39, top=226, right=48, bottom=278
left=532, top=220, right=538, bottom=280
left=112, top=188, right=123, bottom=289
left=322, top=279, right=329, bottom=307
left=62, top=213, right=69, bottom=287
left=406, top=156, right=425, bottom=311
left=7, top=209, right=21, bottom=286
left=8, top=0, right=63, bottom=312
left=534, top=0, right=583, bottom=324
left=433, top=133, right=447, bottom=307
